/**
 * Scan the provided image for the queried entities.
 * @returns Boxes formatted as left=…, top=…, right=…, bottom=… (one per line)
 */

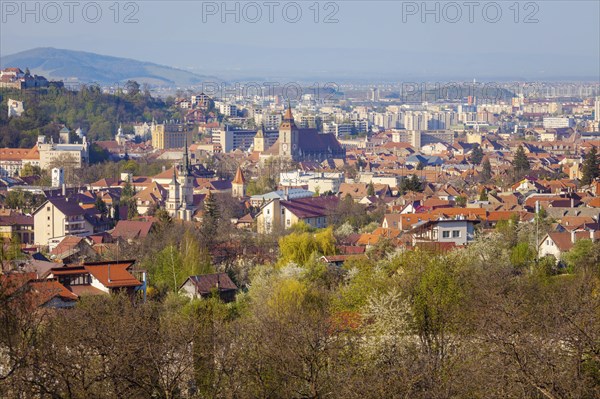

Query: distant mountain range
left=0, top=47, right=217, bottom=87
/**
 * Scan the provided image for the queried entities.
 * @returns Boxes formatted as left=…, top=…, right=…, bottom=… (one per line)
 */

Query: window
left=452, top=230, right=460, bottom=238
left=442, top=231, right=450, bottom=238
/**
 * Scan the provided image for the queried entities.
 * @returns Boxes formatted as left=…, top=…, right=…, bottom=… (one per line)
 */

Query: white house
left=409, top=219, right=479, bottom=246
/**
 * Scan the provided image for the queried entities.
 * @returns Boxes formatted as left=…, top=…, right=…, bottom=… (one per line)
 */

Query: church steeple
left=182, top=136, right=191, bottom=175
left=283, top=101, right=294, bottom=122
left=232, top=166, right=246, bottom=198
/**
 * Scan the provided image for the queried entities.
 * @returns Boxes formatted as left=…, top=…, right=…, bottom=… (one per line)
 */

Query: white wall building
left=543, top=117, right=575, bottom=129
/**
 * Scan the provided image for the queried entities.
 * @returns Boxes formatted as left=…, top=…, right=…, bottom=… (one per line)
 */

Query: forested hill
left=0, top=84, right=173, bottom=148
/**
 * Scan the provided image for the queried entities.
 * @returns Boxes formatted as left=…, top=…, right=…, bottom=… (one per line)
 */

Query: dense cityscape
left=2, top=1, right=600, bottom=397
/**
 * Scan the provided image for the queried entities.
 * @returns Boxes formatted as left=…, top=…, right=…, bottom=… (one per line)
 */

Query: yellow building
left=151, top=122, right=195, bottom=150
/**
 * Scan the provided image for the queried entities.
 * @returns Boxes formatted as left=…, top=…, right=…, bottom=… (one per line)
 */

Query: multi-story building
left=0, top=67, right=49, bottom=89
left=0, top=213, right=34, bottom=244
left=391, top=129, right=454, bottom=148
left=256, top=196, right=339, bottom=234
left=191, top=93, right=211, bottom=108
left=595, top=96, right=600, bottom=122
left=299, top=114, right=318, bottom=129
left=212, top=126, right=278, bottom=153
left=151, top=121, right=195, bottom=150
left=0, top=147, right=39, bottom=177
left=33, top=197, right=93, bottom=246
left=38, top=138, right=89, bottom=170
left=543, top=117, right=575, bottom=129
left=219, top=103, right=238, bottom=117
left=324, top=122, right=354, bottom=137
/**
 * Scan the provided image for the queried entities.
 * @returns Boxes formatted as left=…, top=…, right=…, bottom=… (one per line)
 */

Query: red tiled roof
left=29, top=279, right=78, bottom=305
left=83, top=261, right=141, bottom=288
left=111, top=220, right=154, bottom=240
left=51, top=261, right=141, bottom=288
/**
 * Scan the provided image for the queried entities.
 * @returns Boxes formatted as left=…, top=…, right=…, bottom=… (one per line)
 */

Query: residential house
left=0, top=213, right=34, bottom=244
left=48, top=260, right=143, bottom=297
left=179, top=273, right=237, bottom=302
left=538, top=230, right=599, bottom=260
left=256, top=196, right=339, bottom=234
left=49, top=235, right=96, bottom=263
left=0, top=272, right=78, bottom=309
left=111, top=220, right=154, bottom=241
left=409, top=219, right=479, bottom=246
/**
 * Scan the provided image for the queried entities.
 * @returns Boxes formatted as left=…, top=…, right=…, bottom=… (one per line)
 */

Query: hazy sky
left=1, top=1, right=599, bottom=80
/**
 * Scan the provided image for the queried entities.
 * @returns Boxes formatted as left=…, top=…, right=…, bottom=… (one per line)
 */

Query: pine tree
left=479, top=188, right=488, bottom=201
left=95, top=196, right=108, bottom=215
left=121, top=180, right=135, bottom=200
left=512, top=145, right=530, bottom=179
left=481, top=158, right=492, bottom=182
left=469, top=144, right=484, bottom=165
left=202, top=191, right=220, bottom=240
left=581, top=146, right=599, bottom=186
left=367, top=182, right=375, bottom=196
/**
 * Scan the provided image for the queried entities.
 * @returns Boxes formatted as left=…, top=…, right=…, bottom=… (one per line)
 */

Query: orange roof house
left=48, top=260, right=142, bottom=297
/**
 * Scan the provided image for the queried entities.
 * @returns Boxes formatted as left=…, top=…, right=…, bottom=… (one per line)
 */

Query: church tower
left=278, top=102, right=298, bottom=160
left=166, top=167, right=180, bottom=216
left=253, top=124, right=266, bottom=153
left=179, top=138, right=194, bottom=208
left=232, top=166, right=246, bottom=198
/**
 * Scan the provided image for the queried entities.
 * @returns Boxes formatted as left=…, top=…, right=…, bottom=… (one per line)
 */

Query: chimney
left=591, top=229, right=596, bottom=242
left=571, top=229, right=577, bottom=244
left=571, top=196, right=574, bottom=208
left=61, top=183, right=66, bottom=196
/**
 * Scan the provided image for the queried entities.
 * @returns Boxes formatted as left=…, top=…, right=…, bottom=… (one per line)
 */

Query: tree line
left=2, top=208, right=600, bottom=398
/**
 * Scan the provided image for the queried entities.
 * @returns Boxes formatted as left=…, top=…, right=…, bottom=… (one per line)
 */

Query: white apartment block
left=33, top=197, right=93, bottom=246
left=543, top=117, right=575, bottom=129
left=38, top=139, right=89, bottom=170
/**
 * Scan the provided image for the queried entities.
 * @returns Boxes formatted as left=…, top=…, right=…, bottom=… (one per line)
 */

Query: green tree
left=479, top=188, right=488, bottom=201
left=125, top=80, right=141, bottom=96
left=121, top=180, right=135, bottom=200
left=481, top=158, right=492, bottom=182
left=278, top=227, right=336, bottom=266
left=455, top=195, right=467, bottom=207
left=512, top=145, right=530, bottom=179
left=563, top=239, right=600, bottom=273
left=127, top=201, right=138, bottom=220
left=19, top=163, right=40, bottom=177
left=201, top=191, right=221, bottom=241
left=469, top=144, right=484, bottom=165
left=510, top=242, right=535, bottom=271
left=581, top=146, right=599, bottom=185
left=367, top=182, right=375, bottom=196
left=95, top=196, right=108, bottom=215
